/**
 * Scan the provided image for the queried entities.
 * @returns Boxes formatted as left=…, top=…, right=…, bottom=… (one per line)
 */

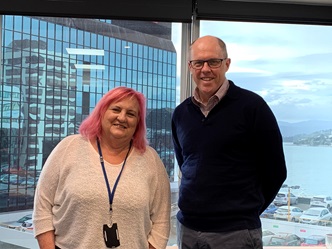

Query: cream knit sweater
left=33, top=134, right=171, bottom=249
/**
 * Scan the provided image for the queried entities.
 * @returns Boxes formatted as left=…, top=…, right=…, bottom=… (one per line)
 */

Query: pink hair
left=79, top=86, right=148, bottom=153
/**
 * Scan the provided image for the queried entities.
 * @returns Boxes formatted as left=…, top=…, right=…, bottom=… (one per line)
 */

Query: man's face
left=189, top=36, right=230, bottom=102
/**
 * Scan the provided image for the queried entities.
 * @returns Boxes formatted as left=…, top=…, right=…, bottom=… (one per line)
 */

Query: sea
left=282, top=142, right=332, bottom=198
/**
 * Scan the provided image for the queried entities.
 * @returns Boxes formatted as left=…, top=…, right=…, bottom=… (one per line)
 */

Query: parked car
left=21, top=218, right=34, bottom=231
left=262, top=229, right=275, bottom=237
left=20, top=177, right=38, bottom=187
left=0, top=165, right=26, bottom=176
left=299, top=207, right=332, bottom=225
left=7, top=213, right=32, bottom=229
left=262, top=232, right=302, bottom=246
left=301, top=235, right=325, bottom=246
left=310, top=195, right=332, bottom=210
left=17, top=176, right=35, bottom=185
left=273, top=192, right=298, bottom=206
left=27, top=167, right=42, bottom=177
left=0, top=174, right=19, bottom=184
left=260, top=203, right=278, bottom=218
left=0, top=164, right=9, bottom=173
left=273, top=205, right=303, bottom=222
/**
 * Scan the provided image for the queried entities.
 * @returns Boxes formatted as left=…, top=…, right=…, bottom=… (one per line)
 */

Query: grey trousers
left=177, top=220, right=263, bottom=249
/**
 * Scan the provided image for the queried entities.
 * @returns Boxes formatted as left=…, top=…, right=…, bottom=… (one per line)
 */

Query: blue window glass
left=127, top=70, right=132, bottom=83
left=132, top=57, right=137, bottom=70
left=109, top=66, right=115, bottom=81
left=84, top=32, right=91, bottom=47
left=104, top=51, right=109, bottom=65
left=115, top=53, right=121, bottom=67
left=121, top=68, right=127, bottom=81
left=116, top=39, right=121, bottom=53
left=149, top=47, right=153, bottom=60
left=127, top=42, right=133, bottom=56
left=132, top=43, right=138, bottom=57
left=13, top=16, right=22, bottom=31
left=109, top=52, right=115, bottom=66
left=153, top=48, right=158, bottom=61
left=4, top=30, right=12, bottom=46
left=143, top=46, right=148, bottom=59
left=97, top=54, right=103, bottom=64
left=122, top=41, right=127, bottom=55
left=91, top=33, right=96, bottom=47
left=158, top=62, right=163, bottom=75
left=70, top=29, right=77, bottom=44
left=63, top=26, right=70, bottom=42
left=110, top=38, right=115, bottom=52
left=103, top=38, right=109, bottom=51
left=98, top=35, right=103, bottom=49
left=127, top=55, right=132, bottom=70
left=90, top=55, right=96, bottom=64
left=137, top=71, right=142, bottom=84
left=4, top=15, right=14, bottom=28
left=38, top=21, right=46, bottom=37
left=138, top=44, right=143, bottom=57
left=132, top=70, right=137, bottom=84
left=23, top=33, right=31, bottom=40
left=115, top=67, right=121, bottom=81
left=48, top=23, right=55, bottom=39
left=13, top=31, right=22, bottom=41
left=55, top=40, right=62, bottom=53
left=63, top=42, right=69, bottom=54
left=77, top=30, right=83, bottom=45
left=143, top=59, right=148, bottom=72
left=22, top=17, right=31, bottom=34
left=121, top=54, right=127, bottom=68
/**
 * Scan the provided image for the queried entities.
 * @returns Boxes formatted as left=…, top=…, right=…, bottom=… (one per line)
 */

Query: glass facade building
left=0, top=16, right=176, bottom=212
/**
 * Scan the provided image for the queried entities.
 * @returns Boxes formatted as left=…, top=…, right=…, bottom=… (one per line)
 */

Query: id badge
left=103, top=223, right=120, bottom=248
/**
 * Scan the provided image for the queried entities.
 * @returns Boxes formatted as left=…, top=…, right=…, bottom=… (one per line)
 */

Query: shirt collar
left=193, top=79, right=229, bottom=106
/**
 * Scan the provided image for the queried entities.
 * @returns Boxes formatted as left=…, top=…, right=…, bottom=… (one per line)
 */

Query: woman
left=33, top=86, right=171, bottom=249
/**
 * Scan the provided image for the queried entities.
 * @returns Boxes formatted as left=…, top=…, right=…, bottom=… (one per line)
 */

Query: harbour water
left=282, top=143, right=332, bottom=197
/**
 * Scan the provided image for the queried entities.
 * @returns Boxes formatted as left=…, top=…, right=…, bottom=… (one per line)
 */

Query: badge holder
left=97, top=139, right=131, bottom=248
left=103, top=223, right=120, bottom=248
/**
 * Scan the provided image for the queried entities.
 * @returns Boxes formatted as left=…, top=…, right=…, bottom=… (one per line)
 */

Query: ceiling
left=226, top=0, right=332, bottom=5
left=0, top=0, right=332, bottom=24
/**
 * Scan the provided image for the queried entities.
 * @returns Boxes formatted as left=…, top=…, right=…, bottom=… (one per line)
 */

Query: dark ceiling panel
left=0, top=0, right=193, bottom=22
left=1, top=0, right=332, bottom=25
left=195, top=0, right=332, bottom=25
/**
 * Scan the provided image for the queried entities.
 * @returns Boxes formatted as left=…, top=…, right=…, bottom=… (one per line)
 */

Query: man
left=171, top=35, right=287, bottom=249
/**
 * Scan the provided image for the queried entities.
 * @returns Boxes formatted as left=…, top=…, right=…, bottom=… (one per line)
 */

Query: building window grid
left=0, top=16, right=177, bottom=211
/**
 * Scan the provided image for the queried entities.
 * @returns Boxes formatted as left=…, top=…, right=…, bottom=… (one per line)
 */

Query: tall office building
left=0, top=16, right=176, bottom=212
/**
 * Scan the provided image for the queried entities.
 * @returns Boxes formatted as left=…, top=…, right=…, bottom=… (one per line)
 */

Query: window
left=0, top=16, right=180, bottom=247
left=200, top=20, right=332, bottom=242
left=1, top=2, right=332, bottom=248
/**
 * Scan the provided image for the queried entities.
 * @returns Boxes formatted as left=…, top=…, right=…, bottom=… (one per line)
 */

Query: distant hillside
left=278, top=120, right=332, bottom=137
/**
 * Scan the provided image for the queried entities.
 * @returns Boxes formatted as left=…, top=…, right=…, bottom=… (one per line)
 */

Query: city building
left=0, top=16, right=176, bottom=212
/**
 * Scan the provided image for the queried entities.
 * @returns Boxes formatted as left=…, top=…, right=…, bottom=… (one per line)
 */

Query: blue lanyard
left=97, top=138, right=132, bottom=212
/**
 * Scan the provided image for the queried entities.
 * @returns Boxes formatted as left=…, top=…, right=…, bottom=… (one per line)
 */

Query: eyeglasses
left=189, top=58, right=227, bottom=69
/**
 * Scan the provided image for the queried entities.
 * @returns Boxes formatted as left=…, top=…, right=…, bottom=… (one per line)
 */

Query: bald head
left=189, top=35, right=228, bottom=60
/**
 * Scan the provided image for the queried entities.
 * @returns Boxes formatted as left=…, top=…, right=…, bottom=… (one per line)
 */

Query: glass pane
left=200, top=20, right=332, bottom=245
left=0, top=16, right=180, bottom=248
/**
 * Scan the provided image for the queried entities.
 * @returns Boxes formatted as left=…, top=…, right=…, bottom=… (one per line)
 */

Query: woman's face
left=102, top=97, right=139, bottom=142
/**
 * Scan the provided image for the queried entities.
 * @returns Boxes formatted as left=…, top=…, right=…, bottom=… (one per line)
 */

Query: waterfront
left=1, top=143, right=331, bottom=248
left=282, top=143, right=332, bottom=197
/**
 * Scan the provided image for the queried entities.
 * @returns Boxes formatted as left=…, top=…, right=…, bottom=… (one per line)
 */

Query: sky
left=172, top=21, right=332, bottom=124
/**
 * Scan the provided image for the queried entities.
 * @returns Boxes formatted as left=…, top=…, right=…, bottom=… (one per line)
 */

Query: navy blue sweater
left=171, top=81, right=287, bottom=232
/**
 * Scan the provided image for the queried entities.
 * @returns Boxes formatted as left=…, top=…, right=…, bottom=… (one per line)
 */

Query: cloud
left=178, top=20, right=332, bottom=123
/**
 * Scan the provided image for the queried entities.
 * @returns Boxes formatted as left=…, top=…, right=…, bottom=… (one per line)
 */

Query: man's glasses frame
left=189, top=58, right=227, bottom=69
